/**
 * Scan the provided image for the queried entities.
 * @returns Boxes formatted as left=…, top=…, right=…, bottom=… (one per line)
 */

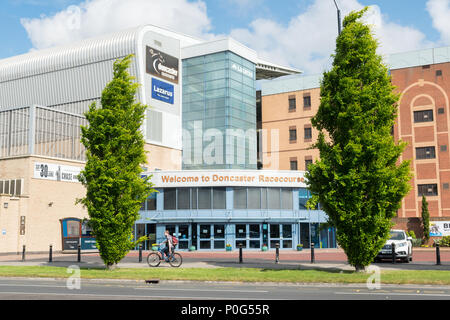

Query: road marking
left=134, top=287, right=269, bottom=293
left=336, top=291, right=450, bottom=298
left=0, top=291, right=262, bottom=300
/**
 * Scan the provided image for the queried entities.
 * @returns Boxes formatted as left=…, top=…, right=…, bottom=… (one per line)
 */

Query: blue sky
left=1, top=0, right=449, bottom=74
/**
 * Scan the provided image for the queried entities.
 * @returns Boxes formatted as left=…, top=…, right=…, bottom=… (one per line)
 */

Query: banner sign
left=430, top=221, right=450, bottom=237
left=143, top=170, right=308, bottom=188
left=33, top=162, right=82, bottom=183
left=152, top=78, right=174, bottom=104
left=146, top=46, right=179, bottom=84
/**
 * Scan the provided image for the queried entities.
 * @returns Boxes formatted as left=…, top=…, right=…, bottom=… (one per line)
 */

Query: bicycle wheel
left=147, top=252, right=161, bottom=267
left=169, top=253, right=182, bottom=268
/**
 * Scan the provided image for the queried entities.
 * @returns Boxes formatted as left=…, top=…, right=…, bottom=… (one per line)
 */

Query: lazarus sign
left=146, top=46, right=179, bottom=84
left=152, top=78, right=174, bottom=104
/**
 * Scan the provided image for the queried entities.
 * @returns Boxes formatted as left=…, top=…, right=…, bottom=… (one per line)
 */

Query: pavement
left=1, top=248, right=449, bottom=272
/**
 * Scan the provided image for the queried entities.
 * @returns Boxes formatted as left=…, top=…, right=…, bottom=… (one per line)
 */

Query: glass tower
left=182, top=51, right=257, bottom=170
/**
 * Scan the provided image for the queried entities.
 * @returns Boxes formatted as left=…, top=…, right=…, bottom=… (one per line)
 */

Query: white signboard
left=33, top=162, right=82, bottom=183
left=144, top=170, right=308, bottom=188
left=430, top=221, right=450, bottom=237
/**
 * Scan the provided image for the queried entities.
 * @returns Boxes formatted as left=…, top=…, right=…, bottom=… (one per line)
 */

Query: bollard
left=391, top=242, right=396, bottom=264
left=139, top=243, right=143, bottom=263
left=239, top=243, right=243, bottom=264
left=436, top=243, right=441, bottom=266
left=22, top=245, right=26, bottom=262
left=310, top=243, right=315, bottom=264
left=49, top=245, right=53, bottom=263
left=77, top=244, right=81, bottom=262
left=275, top=243, right=279, bottom=264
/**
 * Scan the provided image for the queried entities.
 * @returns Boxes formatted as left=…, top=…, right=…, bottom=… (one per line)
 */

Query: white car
left=375, top=229, right=413, bottom=263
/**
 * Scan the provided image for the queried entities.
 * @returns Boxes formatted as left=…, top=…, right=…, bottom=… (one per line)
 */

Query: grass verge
left=0, top=266, right=450, bottom=285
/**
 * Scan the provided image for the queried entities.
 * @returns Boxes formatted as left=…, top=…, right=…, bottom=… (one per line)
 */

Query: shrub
left=438, top=236, right=450, bottom=247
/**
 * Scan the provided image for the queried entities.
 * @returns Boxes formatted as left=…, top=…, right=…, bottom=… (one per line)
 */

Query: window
left=290, top=160, right=298, bottom=171
left=418, top=184, right=438, bottom=196
left=436, top=70, right=442, bottom=76
left=289, top=128, right=297, bottom=142
left=247, top=187, right=261, bottom=209
left=198, top=188, right=212, bottom=209
left=164, top=188, right=176, bottom=210
left=177, top=188, right=190, bottom=209
left=303, top=95, right=311, bottom=108
left=281, top=189, right=293, bottom=210
left=299, top=188, right=310, bottom=210
left=414, top=110, right=433, bottom=123
left=416, top=146, right=436, bottom=160
left=304, top=127, right=312, bottom=140
left=267, top=188, right=280, bottom=209
left=234, top=187, right=247, bottom=209
left=288, top=96, right=296, bottom=112
left=441, top=145, right=448, bottom=152
left=438, top=108, right=445, bottom=114
left=213, top=187, right=226, bottom=209
left=305, top=157, right=313, bottom=170
left=146, top=192, right=157, bottom=210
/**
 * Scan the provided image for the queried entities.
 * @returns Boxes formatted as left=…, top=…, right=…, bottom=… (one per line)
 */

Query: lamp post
left=333, top=0, right=342, bottom=35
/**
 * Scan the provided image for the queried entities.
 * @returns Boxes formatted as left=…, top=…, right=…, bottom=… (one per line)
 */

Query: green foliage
left=407, top=231, right=416, bottom=239
left=305, top=8, right=412, bottom=271
left=77, top=55, right=155, bottom=268
left=421, top=196, right=430, bottom=242
left=438, top=236, right=450, bottom=247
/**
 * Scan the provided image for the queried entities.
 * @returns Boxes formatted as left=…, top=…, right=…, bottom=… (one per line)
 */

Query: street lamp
left=333, top=0, right=342, bottom=35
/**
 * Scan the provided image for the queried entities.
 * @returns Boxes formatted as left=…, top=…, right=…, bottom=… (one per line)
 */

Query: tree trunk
left=106, top=263, right=117, bottom=271
left=355, top=265, right=366, bottom=273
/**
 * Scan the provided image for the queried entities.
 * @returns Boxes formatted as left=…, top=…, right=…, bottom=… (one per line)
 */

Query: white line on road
left=335, top=291, right=450, bottom=298
left=134, top=287, right=269, bottom=293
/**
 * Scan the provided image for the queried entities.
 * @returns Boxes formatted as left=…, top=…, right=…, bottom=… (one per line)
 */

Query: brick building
left=259, top=46, right=450, bottom=237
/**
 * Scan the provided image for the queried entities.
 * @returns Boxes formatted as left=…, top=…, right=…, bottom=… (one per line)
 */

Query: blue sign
left=152, top=78, right=174, bottom=104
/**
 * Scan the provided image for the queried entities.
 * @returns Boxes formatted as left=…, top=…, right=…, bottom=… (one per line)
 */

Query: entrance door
left=178, top=225, right=190, bottom=250
left=269, top=224, right=293, bottom=249
left=199, top=224, right=211, bottom=249
left=235, top=224, right=247, bottom=249
left=213, top=224, right=225, bottom=249
left=249, top=224, right=261, bottom=249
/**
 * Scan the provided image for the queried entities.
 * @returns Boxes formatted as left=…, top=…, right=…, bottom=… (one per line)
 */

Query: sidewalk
left=1, top=248, right=449, bottom=272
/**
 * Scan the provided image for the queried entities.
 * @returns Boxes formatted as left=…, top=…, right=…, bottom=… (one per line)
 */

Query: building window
left=436, top=70, right=442, bottom=76
left=288, top=96, right=296, bottom=112
left=234, top=187, right=247, bottom=209
left=290, top=160, right=298, bottom=171
left=213, top=187, right=226, bottom=209
left=146, top=192, right=157, bottom=210
left=438, top=108, right=445, bottom=114
left=304, top=127, right=312, bottom=140
left=164, top=188, right=176, bottom=210
left=414, top=110, right=433, bottom=123
left=443, top=183, right=449, bottom=190
left=281, top=188, right=293, bottom=210
left=267, top=188, right=281, bottom=209
left=441, top=145, right=448, bottom=152
left=247, top=187, right=261, bottom=209
left=305, top=158, right=313, bottom=170
left=177, top=188, right=190, bottom=209
left=418, top=184, right=438, bottom=197
left=289, top=127, right=297, bottom=142
left=416, top=146, right=436, bottom=160
left=198, top=187, right=212, bottom=209
left=303, top=95, right=311, bottom=108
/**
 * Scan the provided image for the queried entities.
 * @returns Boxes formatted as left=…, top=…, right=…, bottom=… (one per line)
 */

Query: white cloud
left=230, top=0, right=433, bottom=74
left=21, top=0, right=212, bottom=50
left=20, top=0, right=439, bottom=75
left=426, top=0, right=450, bottom=44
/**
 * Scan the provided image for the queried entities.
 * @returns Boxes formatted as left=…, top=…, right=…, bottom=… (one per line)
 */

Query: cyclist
left=159, top=230, right=175, bottom=262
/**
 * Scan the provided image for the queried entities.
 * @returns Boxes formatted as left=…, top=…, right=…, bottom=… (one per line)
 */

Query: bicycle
left=147, top=245, right=183, bottom=267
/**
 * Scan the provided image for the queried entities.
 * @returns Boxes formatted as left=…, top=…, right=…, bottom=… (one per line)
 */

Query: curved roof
left=0, top=25, right=202, bottom=83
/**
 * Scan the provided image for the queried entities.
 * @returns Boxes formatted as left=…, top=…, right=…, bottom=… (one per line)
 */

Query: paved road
left=0, top=278, right=449, bottom=300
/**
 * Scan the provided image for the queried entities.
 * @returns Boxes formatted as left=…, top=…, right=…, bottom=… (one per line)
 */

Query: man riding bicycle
left=159, top=230, right=175, bottom=262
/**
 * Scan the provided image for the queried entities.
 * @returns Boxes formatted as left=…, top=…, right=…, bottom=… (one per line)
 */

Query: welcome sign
left=151, top=78, right=174, bottom=104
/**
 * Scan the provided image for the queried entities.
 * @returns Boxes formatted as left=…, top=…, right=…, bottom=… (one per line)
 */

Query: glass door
left=281, top=224, right=293, bottom=249
left=213, top=224, right=225, bottom=249
left=269, top=224, right=280, bottom=249
left=249, top=224, right=261, bottom=249
left=235, top=224, right=247, bottom=249
left=178, top=224, right=190, bottom=250
left=199, top=224, right=211, bottom=249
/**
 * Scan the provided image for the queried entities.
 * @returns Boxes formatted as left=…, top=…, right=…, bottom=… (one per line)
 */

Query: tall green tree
left=421, top=195, right=430, bottom=243
left=78, top=55, right=154, bottom=269
left=305, top=8, right=412, bottom=271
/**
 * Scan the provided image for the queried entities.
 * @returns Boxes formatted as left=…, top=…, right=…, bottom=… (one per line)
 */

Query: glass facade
left=182, top=51, right=257, bottom=170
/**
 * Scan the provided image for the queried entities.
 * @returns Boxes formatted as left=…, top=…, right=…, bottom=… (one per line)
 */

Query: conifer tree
left=78, top=55, right=154, bottom=269
left=305, top=8, right=412, bottom=271
left=421, top=195, right=430, bottom=243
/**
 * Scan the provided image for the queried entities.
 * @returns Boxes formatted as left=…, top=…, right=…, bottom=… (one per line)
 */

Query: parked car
left=375, top=229, right=413, bottom=263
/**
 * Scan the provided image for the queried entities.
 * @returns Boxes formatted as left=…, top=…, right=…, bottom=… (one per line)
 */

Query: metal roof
left=256, top=59, right=302, bottom=80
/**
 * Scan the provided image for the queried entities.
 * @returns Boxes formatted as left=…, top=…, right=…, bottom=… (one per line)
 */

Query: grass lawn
left=0, top=266, right=449, bottom=285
